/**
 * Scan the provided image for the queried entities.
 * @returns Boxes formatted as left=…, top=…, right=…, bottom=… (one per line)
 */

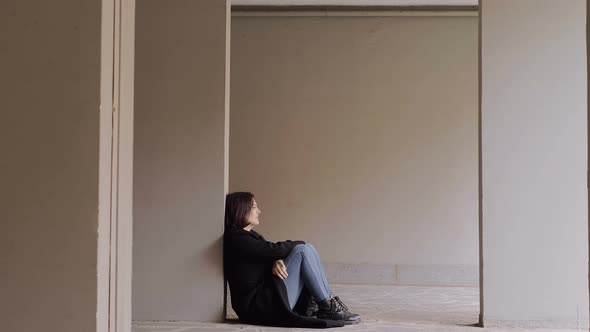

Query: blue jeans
left=282, top=243, right=333, bottom=309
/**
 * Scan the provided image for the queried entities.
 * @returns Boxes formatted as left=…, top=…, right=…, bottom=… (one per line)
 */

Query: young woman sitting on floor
left=224, top=192, right=361, bottom=328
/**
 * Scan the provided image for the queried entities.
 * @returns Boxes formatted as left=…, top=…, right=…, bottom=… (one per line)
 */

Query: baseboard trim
left=324, top=263, right=479, bottom=287
left=483, top=318, right=589, bottom=330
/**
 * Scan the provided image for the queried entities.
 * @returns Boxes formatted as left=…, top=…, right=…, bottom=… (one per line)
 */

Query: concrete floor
left=133, top=284, right=580, bottom=332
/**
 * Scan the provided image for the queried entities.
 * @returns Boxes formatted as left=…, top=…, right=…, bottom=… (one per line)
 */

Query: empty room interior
left=3, top=1, right=590, bottom=332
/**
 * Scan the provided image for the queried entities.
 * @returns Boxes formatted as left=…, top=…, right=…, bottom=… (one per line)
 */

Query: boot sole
left=344, top=318, right=361, bottom=325
left=317, top=315, right=361, bottom=325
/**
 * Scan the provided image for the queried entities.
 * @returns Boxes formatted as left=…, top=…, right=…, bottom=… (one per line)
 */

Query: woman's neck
left=243, top=224, right=254, bottom=232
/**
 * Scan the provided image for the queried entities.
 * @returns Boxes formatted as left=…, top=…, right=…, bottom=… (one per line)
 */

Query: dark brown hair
left=225, top=192, right=255, bottom=229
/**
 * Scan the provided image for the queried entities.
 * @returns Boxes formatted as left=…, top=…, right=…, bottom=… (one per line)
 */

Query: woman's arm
left=228, top=232, right=304, bottom=260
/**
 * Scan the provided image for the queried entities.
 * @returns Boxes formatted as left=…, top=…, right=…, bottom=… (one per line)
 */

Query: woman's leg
left=281, top=252, right=305, bottom=309
left=283, top=244, right=361, bottom=323
left=304, top=244, right=333, bottom=297
left=283, top=244, right=331, bottom=308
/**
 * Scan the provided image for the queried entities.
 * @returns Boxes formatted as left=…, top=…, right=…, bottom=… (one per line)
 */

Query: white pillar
left=481, top=0, right=589, bottom=328
left=132, top=0, right=230, bottom=322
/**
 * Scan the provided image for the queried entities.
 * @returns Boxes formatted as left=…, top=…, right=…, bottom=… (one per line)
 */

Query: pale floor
left=133, top=284, right=580, bottom=332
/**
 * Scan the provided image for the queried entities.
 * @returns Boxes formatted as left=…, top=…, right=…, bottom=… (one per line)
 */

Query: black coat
left=224, top=227, right=345, bottom=328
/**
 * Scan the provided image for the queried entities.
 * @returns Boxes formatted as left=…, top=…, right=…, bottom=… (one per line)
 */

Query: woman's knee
left=292, top=244, right=317, bottom=257
left=305, top=243, right=320, bottom=256
left=292, top=243, right=307, bottom=254
left=293, top=243, right=320, bottom=256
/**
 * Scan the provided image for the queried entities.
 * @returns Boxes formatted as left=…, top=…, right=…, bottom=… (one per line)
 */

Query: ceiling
left=232, top=0, right=477, bottom=5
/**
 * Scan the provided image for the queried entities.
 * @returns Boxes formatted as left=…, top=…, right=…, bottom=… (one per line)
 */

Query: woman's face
left=245, top=199, right=261, bottom=228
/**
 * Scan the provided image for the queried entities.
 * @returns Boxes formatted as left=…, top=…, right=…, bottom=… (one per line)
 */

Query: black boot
left=317, top=296, right=360, bottom=324
left=293, top=289, right=319, bottom=317
left=294, top=297, right=319, bottom=317
left=306, top=298, right=319, bottom=317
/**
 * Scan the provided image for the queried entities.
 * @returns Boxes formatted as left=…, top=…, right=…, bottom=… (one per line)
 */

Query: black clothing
left=224, top=227, right=345, bottom=328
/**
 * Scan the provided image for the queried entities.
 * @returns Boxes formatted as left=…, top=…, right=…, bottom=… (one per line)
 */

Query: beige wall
left=133, top=0, right=229, bottom=321
left=481, top=0, right=589, bottom=328
left=0, top=1, right=102, bottom=331
left=230, top=15, right=479, bottom=281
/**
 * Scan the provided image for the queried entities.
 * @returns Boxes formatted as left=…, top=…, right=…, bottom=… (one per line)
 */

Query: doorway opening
left=224, top=4, right=481, bottom=329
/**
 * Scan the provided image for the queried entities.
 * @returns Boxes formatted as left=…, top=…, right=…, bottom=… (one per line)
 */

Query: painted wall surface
left=133, top=0, right=229, bottom=321
left=481, top=0, right=589, bottom=328
left=0, top=1, right=102, bottom=331
left=230, top=16, right=478, bottom=273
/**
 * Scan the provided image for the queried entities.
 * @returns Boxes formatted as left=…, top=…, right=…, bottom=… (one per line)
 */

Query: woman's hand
left=272, top=259, right=288, bottom=280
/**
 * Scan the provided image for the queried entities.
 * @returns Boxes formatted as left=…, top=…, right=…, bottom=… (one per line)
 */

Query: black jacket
left=224, top=227, right=345, bottom=328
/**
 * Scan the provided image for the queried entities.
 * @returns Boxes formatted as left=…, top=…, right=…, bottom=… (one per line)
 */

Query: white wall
left=0, top=1, right=103, bottom=331
left=230, top=15, right=479, bottom=285
left=133, top=0, right=230, bottom=322
left=481, top=0, right=589, bottom=328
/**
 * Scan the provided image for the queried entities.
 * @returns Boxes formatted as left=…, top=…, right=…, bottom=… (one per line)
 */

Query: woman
left=224, top=192, right=361, bottom=328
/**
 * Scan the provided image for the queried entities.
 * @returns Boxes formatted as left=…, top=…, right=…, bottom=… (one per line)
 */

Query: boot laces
left=333, top=296, right=348, bottom=312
